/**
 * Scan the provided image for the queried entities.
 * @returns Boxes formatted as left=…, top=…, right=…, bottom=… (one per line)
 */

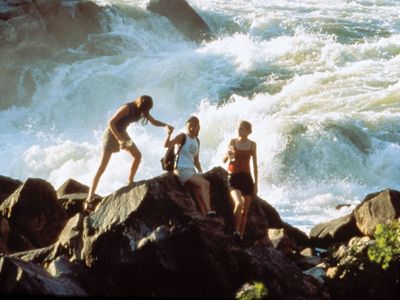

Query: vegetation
left=368, top=220, right=400, bottom=270
left=236, top=281, right=269, bottom=300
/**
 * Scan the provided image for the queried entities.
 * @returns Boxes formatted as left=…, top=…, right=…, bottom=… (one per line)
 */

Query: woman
left=164, top=116, right=216, bottom=217
left=85, top=95, right=174, bottom=214
left=223, top=120, right=258, bottom=242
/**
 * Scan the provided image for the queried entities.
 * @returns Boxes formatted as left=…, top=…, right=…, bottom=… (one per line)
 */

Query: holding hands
left=166, top=124, right=174, bottom=135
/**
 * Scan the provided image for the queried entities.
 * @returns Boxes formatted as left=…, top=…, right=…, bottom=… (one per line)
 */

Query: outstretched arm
left=147, top=113, right=174, bottom=131
left=164, top=132, right=185, bottom=148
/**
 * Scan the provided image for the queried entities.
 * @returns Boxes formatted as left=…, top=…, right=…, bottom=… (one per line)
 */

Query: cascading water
left=1, top=0, right=399, bottom=233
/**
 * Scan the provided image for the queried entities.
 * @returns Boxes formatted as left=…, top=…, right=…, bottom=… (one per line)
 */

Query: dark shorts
left=228, top=172, right=254, bottom=196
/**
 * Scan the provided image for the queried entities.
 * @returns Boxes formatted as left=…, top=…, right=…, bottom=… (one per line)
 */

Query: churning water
left=1, top=0, right=399, bottom=233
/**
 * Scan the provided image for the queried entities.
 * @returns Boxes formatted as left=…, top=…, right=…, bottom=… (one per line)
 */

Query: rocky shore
left=0, top=167, right=399, bottom=299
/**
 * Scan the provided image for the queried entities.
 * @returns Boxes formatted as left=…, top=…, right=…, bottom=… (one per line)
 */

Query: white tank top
left=176, top=134, right=199, bottom=169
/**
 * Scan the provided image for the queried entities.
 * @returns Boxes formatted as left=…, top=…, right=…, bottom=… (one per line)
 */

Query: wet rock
left=147, top=0, right=212, bottom=42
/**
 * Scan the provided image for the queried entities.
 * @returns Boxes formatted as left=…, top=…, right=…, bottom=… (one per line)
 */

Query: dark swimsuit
left=102, top=103, right=141, bottom=153
left=227, top=140, right=254, bottom=196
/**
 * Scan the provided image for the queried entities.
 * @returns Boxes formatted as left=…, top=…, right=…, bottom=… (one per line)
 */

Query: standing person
left=164, top=116, right=216, bottom=217
left=84, top=95, right=174, bottom=214
left=223, top=120, right=258, bottom=242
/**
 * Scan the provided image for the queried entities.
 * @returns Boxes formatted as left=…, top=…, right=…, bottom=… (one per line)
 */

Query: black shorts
left=228, top=172, right=254, bottom=196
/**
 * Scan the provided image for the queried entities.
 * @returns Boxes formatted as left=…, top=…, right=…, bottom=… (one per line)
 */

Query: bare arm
left=108, top=104, right=130, bottom=144
left=194, top=153, right=202, bottom=174
left=251, top=141, right=258, bottom=196
left=147, top=113, right=174, bottom=131
left=164, top=132, right=185, bottom=148
left=222, top=139, right=235, bottom=163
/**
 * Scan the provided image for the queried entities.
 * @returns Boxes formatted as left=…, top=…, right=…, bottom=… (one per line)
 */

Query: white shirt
left=176, top=134, right=199, bottom=169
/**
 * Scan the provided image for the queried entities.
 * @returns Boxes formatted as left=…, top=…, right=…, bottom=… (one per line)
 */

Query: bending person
left=164, top=116, right=216, bottom=217
left=223, top=120, right=258, bottom=242
left=85, top=95, right=174, bottom=214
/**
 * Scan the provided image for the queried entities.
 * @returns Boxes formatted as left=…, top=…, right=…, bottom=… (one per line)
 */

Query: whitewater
left=1, top=0, right=399, bottom=233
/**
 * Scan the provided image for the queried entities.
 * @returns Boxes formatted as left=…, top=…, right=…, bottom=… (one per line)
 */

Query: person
left=84, top=95, right=174, bottom=214
left=223, top=120, right=258, bottom=242
left=164, top=116, right=216, bottom=217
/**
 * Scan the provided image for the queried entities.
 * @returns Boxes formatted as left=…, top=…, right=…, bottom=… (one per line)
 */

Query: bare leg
left=124, top=142, right=142, bottom=184
left=186, top=174, right=211, bottom=217
left=239, top=195, right=253, bottom=238
left=192, top=186, right=207, bottom=216
left=86, top=150, right=112, bottom=202
left=230, top=189, right=244, bottom=234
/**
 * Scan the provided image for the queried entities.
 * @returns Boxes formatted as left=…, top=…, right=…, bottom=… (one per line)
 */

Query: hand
left=227, top=145, right=235, bottom=161
left=166, top=124, right=174, bottom=135
left=119, top=140, right=133, bottom=150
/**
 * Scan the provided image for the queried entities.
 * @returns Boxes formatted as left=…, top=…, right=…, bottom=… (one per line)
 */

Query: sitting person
left=164, top=116, right=216, bottom=217
left=223, top=120, right=258, bottom=242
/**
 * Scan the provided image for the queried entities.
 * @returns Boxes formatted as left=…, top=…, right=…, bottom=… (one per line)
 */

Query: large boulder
left=0, top=178, right=68, bottom=248
left=354, top=189, right=400, bottom=236
left=0, top=175, right=22, bottom=205
left=310, top=213, right=362, bottom=248
left=147, top=0, right=212, bottom=42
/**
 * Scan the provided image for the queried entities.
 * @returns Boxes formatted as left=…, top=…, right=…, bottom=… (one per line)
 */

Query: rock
left=324, top=235, right=399, bottom=300
left=56, top=178, right=90, bottom=198
left=0, top=254, right=87, bottom=295
left=56, top=177, right=102, bottom=217
left=303, top=263, right=327, bottom=284
left=0, top=168, right=329, bottom=298
left=57, top=193, right=88, bottom=218
left=0, top=178, right=68, bottom=248
left=310, top=213, right=362, bottom=248
left=147, top=0, right=212, bottom=42
left=0, top=175, right=22, bottom=205
left=354, top=189, right=400, bottom=236
left=6, top=228, right=34, bottom=252
left=268, top=228, right=297, bottom=256
left=0, top=216, right=10, bottom=253
left=49, top=167, right=326, bottom=298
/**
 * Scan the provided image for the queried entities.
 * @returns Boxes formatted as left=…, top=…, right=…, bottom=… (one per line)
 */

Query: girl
left=223, top=120, right=258, bottom=242
left=164, top=116, right=216, bottom=217
left=85, top=95, right=174, bottom=214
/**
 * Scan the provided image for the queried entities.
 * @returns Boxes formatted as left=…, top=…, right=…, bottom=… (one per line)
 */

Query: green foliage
left=236, top=281, right=269, bottom=300
left=368, top=220, right=400, bottom=270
